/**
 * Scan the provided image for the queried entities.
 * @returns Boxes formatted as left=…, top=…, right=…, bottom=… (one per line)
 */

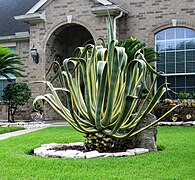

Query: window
left=155, top=27, right=195, bottom=99
left=0, top=47, right=16, bottom=98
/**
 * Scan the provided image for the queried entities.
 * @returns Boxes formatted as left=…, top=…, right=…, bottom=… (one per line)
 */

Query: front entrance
left=45, top=23, right=94, bottom=120
left=46, top=23, right=94, bottom=67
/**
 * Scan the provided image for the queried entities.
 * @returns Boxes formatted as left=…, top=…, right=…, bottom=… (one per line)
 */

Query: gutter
left=14, top=11, right=45, bottom=24
left=91, top=4, right=128, bottom=16
left=113, top=11, right=123, bottom=40
left=0, top=32, right=30, bottom=43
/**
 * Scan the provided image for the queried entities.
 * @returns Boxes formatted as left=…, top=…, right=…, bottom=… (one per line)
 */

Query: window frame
left=155, top=27, right=195, bottom=98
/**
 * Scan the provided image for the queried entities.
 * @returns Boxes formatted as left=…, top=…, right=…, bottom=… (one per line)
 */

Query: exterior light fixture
left=31, top=45, right=39, bottom=64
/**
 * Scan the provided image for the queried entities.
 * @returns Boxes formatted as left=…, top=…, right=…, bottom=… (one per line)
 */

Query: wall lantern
left=31, top=45, right=39, bottom=64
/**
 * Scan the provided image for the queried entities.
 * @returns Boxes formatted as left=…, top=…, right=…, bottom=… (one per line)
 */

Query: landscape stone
left=85, top=151, right=106, bottom=159
left=67, top=142, right=85, bottom=146
left=134, top=148, right=149, bottom=155
left=182, top=122, right=192, bottom=126
left=33, top=143, right=150, bottom=159
left=60, top=150, right=80, bottom=158
left=112, top=152, right=134, bottom=157
left=75, top=152, right=86, bottom=159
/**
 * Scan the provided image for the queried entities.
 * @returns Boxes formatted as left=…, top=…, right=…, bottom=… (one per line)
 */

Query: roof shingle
left=0, top=0, right=40, bottom=37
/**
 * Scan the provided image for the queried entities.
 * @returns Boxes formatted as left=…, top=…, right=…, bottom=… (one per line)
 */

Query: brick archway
left=44, top=23, right=94, bottom=120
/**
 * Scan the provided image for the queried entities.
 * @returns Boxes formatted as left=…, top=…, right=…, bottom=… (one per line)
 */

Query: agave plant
left=34, top=20, right=179, bottom=152
left=0, top=45, right=24, bottom=80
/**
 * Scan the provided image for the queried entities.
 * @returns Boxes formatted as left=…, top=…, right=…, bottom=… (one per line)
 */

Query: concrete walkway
left=0, top=127, right=47, bottom=141
left=0, top=120, right=70, bottom=141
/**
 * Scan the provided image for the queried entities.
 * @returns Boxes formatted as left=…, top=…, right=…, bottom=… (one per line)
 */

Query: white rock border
left=0, top=122, right=51, bottom=129
left=158, top=121, right=195, bottom=126
left=33, top=142, right=149, bottom=159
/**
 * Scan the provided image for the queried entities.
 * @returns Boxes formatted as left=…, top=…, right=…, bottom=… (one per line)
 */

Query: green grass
left=0, top=126, right=194, bottom=179
left=0, top=126, right=24, bottom=134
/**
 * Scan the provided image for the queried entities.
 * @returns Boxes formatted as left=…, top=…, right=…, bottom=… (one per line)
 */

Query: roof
left=0, top=0, right=40, bottom=37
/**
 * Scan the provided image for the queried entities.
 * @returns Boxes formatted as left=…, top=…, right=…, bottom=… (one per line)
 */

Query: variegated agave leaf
left=34, top=19, right=179, bottom=139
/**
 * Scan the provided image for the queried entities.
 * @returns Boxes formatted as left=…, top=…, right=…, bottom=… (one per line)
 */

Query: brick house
left=0, top=0, right=194, bottom=120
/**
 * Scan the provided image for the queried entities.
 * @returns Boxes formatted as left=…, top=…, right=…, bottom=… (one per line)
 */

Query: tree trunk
left=8, top=107, right=11, bottom=122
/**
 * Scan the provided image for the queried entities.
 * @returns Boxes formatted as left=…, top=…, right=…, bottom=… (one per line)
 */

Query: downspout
left=113, top=11, right=123, bottom=40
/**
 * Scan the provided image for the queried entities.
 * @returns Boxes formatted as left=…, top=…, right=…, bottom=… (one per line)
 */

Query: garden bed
left=154, top=103, right=195, bottom=122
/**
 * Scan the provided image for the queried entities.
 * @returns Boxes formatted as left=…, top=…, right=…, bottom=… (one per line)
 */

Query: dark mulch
left=48, top=145, right=128, bottom=153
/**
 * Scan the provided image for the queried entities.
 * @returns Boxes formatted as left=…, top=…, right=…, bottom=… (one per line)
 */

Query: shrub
left=2, top=82, right=31, bottom=122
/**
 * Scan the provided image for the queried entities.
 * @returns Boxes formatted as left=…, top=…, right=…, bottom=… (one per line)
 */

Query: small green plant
left=2, top=82, right=31, bottom=122
left=32, top=101, right=44, bottom=113
left=177, top=91, right=191, bottom=99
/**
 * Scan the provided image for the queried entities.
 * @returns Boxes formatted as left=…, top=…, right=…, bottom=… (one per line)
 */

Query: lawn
left=0, top=126, right=24, bottom=134
left=0, top=126, right=194, bottom=179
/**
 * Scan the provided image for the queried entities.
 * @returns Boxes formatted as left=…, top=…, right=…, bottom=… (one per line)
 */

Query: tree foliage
left=2, top=83, right=31, bottom=122
left=0, top=45, right=24, bottom=80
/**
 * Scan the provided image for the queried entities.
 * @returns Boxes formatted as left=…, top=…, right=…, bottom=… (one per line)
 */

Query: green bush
left=2, top=82, right=31, bottom=122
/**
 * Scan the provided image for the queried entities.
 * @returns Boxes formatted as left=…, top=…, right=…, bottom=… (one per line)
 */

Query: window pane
left=176, top=63, right=185, bottom=73
left=176, top=40, right=185, bottom=50
left=167, top=76, right=175, bottom=87
left=186, top=51, right=195, bottom=62
left=9, top=47, right=16, bottom=53
left=156, top=30, right=165, bottom=40
left=159, top=52, right=165, bottom=63
left=166, top=28, right=175, bottom=40
left=176, top=88, right=186, bottom=93
left=186, top=29, right=195, bottom=38
left=157, top=64, right=165, bottom=72
left=176, top=76, right=185, bottom=87
left=186, top=75, right=195, bottom=87
left=186, top=39, right=195, bottom=49
left=186, top=88, right=195, bottom=93
left=166, top=41, right=175, bottom=51
left=176, top=28, right=185, bottom=39
left=166, top=63, right=175, bottom=73
left=176, top=51, right=185, bottom=63
left=0, top=79, right=15, bottom=97
left=186, top=62, right=195, bottom=73
left=156, top=41, right=165, bottom=51
left=166, top=52, right=175, bottom=62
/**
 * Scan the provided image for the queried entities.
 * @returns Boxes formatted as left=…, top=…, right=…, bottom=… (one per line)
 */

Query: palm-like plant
left=0, top=45, right=24, bottom=80
left=34, top=20, right=179, bottom=152
left=118, top=36, right=161, bottom=63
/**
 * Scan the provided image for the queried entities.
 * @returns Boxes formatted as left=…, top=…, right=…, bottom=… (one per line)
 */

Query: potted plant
left=31, top=101, right=44, bottom=121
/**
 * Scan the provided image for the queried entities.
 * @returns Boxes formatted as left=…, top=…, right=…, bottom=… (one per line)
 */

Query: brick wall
left=12, top=0, right=194, bottom=121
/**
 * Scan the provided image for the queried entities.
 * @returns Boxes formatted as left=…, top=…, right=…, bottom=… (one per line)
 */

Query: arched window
left=155, top=27, right=195, bottom=98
